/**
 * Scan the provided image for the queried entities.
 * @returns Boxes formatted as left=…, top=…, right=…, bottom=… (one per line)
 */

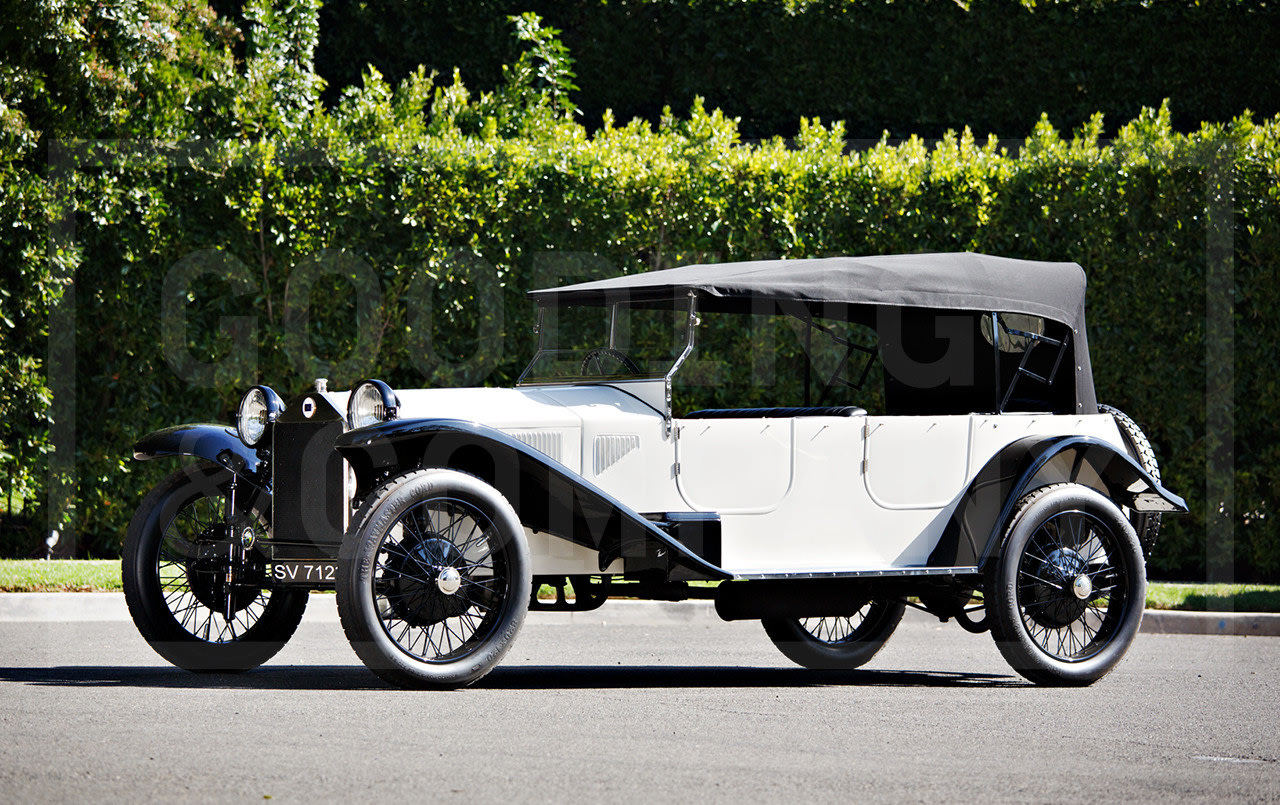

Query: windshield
left=519, top=301, right=692, bottom=384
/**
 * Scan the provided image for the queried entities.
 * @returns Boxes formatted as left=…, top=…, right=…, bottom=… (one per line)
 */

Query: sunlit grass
left=0, top=560, right=122, bottom=592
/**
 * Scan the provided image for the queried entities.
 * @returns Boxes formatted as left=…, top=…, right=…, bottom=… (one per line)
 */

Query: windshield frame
left=517, top=293, right=700, bottom=433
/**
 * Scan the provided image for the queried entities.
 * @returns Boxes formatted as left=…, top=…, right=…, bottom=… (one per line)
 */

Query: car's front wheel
left=762, top=600, right=905, bottom=670
left=122, top=462, right=308, bottom=672
left=987, top=483, right=1146, bottom=686
left=336, top=469, right=531, bottom=689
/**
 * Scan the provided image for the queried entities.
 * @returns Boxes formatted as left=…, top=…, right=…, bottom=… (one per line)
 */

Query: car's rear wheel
left=337, top=469, right=531, bottom=689
left=122, top=462, right=308, bottom=672
left=987, top=483, right=1145, bottom=686
left=762, top=600, right=905, bottom=670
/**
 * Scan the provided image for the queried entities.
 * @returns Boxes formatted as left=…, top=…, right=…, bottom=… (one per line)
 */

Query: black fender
left=929, top=435, right=1188, bottom=570
left=133, top=424, right=269, bottom=490
left=335, top=418, right=730, bottom=581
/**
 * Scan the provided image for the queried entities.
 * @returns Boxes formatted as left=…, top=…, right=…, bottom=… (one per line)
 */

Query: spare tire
left=1099, top=404, right=1162, bottom=552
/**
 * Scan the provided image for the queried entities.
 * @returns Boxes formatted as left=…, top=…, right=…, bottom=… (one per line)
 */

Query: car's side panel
left=527, top=382, right=687, bottom=514
left=334, top=418, right=729, bottom=580
left=708, top=413, right=1139, bottom=575
left=526, top=527, right=625, bottom=575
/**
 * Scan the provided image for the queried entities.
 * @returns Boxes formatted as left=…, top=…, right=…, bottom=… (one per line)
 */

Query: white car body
left=353, top=382, right=1130, bottom=577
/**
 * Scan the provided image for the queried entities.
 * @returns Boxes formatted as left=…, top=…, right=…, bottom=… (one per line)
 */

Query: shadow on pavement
left=0, top=663, right=1022, bottom=690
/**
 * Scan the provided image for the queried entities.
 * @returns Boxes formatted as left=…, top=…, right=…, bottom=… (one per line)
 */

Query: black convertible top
left=530, top=253, right=1096, bottom=412
left=531, top=253, right=1085, bottom=325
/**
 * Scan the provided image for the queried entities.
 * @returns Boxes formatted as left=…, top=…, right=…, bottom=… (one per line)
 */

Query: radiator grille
left=272, top=419, right=345, bottom=548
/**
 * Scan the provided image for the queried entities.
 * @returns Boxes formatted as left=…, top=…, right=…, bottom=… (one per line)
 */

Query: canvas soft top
left=529, top=252, right=1097, bottom=412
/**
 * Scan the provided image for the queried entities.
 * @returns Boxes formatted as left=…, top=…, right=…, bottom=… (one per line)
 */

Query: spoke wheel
left=988, top=483, right=1145, bottom=686
left=580, top=347, right=641, bottom=376
left=122, top=462, right=308, bottom=672
left=337, top=469, right=530, bottom=689
left=762, top=599, right=905, bottom=670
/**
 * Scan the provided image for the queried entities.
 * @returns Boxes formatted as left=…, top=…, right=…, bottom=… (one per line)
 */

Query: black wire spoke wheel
left=1016, top=509, right=1126, bottom=661
left=122, top=462, right=308, bottom=672
left=373, top=497, right=506, bottom=662
left=157, top=492, right=271, bottom=643
left=338, top=469, right=531, bottom=689
left=762, top=599, right=906, bottom=670
left=988, top=483, right=1146, bottom=686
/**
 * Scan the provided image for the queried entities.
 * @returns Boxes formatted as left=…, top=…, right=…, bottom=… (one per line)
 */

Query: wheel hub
left=184, top=524, right=264, bottom=616
left=1028, top=548, right=1090, bottom=628
left=436, top=566, right=462, bottom=595
left=385, top=536, right=470, bottom=626
left=1071, top=573, right=1094, bottom=600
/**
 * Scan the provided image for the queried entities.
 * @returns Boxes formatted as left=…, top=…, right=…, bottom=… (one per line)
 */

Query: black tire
left=336, top=469, right=531, bottom=689
left=987, top=483, right=1146, bottom=686
left=1098, top=404, right=1163, bottom=552
left=762, top=600, right=906, bottom=670
left=122, top=462, right=308, bottom=672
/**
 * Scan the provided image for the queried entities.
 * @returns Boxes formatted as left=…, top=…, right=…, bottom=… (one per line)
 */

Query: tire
left=336, top=469, right=531, bottom=689
left=762, top=600, right=906, bottom=670
left=122, top=462, right=308, bottom=672
left=1098, top=404, right=1163, bottom=552
left=987, top=483, right=1146, bottom=686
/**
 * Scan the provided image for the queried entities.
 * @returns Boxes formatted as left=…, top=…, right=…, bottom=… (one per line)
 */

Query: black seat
left=682, top=406, right=867, bottom=419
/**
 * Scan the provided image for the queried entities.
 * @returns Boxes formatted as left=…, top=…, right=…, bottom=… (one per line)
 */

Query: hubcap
left=1072, top=574, right=1094, bottom=600
left=437, top=566, right=462, bottom=595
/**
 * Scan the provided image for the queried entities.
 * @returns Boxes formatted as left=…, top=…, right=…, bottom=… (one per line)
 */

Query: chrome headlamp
left=236, top=385, right=285, bottom=447
left=347, top=379, right=400, bottom=429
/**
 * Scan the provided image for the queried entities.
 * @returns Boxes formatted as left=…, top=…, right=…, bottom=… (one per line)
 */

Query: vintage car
left=124, top=253, right=1186, bottom=688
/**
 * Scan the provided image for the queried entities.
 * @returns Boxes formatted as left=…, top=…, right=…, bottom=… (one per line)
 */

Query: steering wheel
left=580, top=348, right=642, bottom=376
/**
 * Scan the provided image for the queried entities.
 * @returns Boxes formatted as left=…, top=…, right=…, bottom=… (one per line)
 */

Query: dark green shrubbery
left=315, top=0, right=1280, bottom=140
left=2, top=2, right=1276, bottom=583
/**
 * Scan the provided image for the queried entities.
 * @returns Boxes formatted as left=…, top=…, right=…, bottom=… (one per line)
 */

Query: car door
left=673, top=418, right=794, bottom=513
left=861, top=415, right=973, bottom=509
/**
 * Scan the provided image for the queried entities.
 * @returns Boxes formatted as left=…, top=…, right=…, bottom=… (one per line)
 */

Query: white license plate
left=271, top=561, right=337, bottom=585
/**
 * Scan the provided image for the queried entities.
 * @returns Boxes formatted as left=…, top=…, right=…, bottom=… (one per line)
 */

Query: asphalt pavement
left=0, top=603, right=1276, bottom=803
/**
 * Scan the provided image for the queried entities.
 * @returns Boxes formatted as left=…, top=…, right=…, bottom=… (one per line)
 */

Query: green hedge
left=314, top=0, right=1280, bottom=139
left=3, top=3, right=1278, bottom=583
left=23, top=99, right=1274, bottom=581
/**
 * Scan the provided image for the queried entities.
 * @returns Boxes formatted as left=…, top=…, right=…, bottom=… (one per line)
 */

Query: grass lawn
left=2, top=561, right=1277, bottom=612
left=1, top=560, right=123, bottom=592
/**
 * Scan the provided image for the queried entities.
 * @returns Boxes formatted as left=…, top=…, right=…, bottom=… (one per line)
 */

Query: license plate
left=271, top=561, right=337, bottom=585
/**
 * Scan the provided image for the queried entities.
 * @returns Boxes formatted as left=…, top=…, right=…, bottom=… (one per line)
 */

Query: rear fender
left=930, top=435, right=1187, bottom=569
left=335, top=418, right=729, bottom=581
left=133, top=424, right=269, bottom=490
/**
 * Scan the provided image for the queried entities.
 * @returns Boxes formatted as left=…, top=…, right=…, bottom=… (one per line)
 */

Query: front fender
left=335, top=418, right=729, bottom=581
left=930, top=435, right=1188, bottom=569
left=133, top=424, right=269, bottom=490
